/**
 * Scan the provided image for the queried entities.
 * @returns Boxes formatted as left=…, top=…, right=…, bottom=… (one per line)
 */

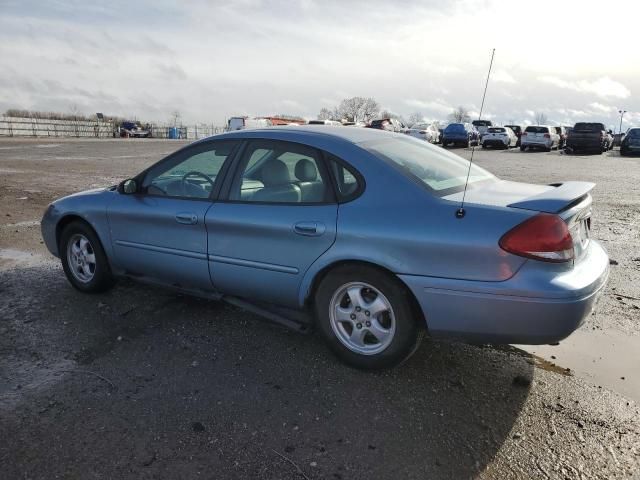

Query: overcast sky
left=1, top=0, right=638, bottom=129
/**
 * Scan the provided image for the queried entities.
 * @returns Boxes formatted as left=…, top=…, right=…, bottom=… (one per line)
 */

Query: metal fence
left=0, top=116, right=227, bottom=140
left=0, top=116, right=115, bottom=138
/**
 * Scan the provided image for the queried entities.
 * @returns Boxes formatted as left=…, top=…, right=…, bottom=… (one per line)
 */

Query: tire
left=314, top=264, right=423, bottom=370
left=60, top=220, right=115, bottom=293
left=520, top=145, right=526, bottom=151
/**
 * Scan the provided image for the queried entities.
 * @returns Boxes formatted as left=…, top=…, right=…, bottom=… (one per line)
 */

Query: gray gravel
left=1, top=138, right=639, bottom=479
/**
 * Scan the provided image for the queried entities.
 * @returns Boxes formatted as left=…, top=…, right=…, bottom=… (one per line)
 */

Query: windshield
left=472, top=120, right=492, bottom=127
left=445, top=123, right=465, bottom=132
left=361, top=136, right=495, bottom=195
left=488, top=127, right=505, bottom=133
left=627, top=129, right=640, bottom=138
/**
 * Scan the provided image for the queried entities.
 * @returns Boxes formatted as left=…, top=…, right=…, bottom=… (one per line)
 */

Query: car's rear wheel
left=314, top=265, right=423, bottom=369
left=60, top=221, right=114, bottom=293
left=520, top=145, right=526, bottom=151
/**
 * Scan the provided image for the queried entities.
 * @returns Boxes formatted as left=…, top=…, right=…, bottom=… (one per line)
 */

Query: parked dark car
left=472, top=119, right=493, bottom=139
left=620, top=127, right=640, bottom=156
left=566, top=123, right=613, bottom=154
left=442, top=123, right=479, bottom=147
left=120, top=121, right=151, bottom=138
left=504, top=125, right=522, bottom=146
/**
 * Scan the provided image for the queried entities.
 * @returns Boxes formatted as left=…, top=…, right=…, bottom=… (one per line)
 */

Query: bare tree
left=534, top=112, right=548, bottom=125
left=337, top=97, right=380, bottom=123
left=69, top=104, right=81, bottom=121
left=408, top=112, right=423, bottom=125
left=317, top=108, right=335, bottom=121
left=449, top=106, right=471, bottom=123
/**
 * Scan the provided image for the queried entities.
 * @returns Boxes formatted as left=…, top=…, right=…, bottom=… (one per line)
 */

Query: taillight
left=499, top=213, right=574, bottom=263
left=544, top=133, right=550, bottom=138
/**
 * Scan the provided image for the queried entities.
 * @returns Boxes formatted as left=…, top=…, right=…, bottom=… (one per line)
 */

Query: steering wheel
left=181, top=171, right=215, bottom=196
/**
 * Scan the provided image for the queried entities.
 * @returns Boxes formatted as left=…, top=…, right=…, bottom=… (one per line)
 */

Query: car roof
left=201, top=125, right=396, bottom=144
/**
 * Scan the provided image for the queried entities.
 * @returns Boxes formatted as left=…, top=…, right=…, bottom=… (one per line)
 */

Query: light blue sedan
left=41, top=126, right=609, bottom=369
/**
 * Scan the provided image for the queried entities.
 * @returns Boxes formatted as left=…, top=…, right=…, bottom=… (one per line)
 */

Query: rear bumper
left=522, top=139, right=552, bottom=148
left=482, top=139, right=508, bottom=147
left=399, top=240, right=609, bottom=345
left=567, top=141, right=603, bottom=150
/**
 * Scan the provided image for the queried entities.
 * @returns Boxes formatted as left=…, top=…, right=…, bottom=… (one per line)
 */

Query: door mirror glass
left=123, top=179, right=137, bottom=194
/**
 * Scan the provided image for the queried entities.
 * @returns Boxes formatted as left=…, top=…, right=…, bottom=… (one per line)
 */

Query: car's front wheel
left=314, top=265, right=423, bottom=369
left=60, top=221, right=115, bottom=293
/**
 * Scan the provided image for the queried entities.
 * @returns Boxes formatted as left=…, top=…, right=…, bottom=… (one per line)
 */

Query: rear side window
left=228, top=140, right=332, bottom=204
left=627, top=129, right=640, bottom=138
left=525, top=126, right=549, bottom=133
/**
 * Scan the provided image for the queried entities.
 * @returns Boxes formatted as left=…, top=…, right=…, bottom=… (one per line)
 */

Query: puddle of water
left=517, top=328, right=640, bottom=403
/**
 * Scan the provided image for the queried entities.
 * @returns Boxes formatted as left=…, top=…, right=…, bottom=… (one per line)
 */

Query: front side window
left=228, top=140, right=332, bottom=204
left=362, top=135, right=495, bottom=195
left=142, top=141, right=238, bottom=199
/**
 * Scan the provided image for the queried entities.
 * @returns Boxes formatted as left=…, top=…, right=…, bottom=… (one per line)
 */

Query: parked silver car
left=406, top=123, right=440, bottom=143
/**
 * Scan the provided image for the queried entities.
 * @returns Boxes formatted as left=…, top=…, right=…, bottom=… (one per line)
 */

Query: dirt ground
left=1, top=137, right=639, bottom=479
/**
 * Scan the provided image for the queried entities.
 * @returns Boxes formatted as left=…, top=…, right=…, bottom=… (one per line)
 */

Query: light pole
left=618, top=109, right=627, bottom=135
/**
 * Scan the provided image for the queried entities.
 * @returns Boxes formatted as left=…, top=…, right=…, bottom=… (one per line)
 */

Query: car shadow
left=1, top=265, right=534, bottom=479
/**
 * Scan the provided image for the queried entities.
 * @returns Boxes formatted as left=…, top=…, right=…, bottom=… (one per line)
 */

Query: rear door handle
left=294, top=221, right=325, bottom=236
left=175, top=212, right=198, bottom=225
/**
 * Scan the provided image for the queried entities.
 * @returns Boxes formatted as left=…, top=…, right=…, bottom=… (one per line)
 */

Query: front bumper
left=41, top=204, right=60, bottom=257
left=399, top=240, right=609, bottom=345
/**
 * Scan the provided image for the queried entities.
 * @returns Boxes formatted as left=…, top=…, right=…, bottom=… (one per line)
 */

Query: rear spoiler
left=507, top=181, right=595, bottom=214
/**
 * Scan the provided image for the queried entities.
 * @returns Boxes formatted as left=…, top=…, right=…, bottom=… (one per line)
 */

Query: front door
left=107, top=140, right=239, bottom=290
left=206, top=139, right=338, bottom=307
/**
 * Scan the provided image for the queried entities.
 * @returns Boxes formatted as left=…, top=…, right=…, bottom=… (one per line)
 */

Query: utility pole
left=618, top=109, right=627, bottom=135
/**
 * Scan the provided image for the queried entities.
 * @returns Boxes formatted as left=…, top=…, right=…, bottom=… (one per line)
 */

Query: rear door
left=107, top=140, right=239, bottom=290
left=205, top=139, right=338, bottom=307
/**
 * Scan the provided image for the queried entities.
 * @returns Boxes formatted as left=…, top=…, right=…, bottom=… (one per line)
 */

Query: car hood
left=53, top=187, right=111, bottom=203
left=443, top=180, right=594, bottom=213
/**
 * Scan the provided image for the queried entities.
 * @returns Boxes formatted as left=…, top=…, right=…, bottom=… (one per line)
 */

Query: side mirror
left=120, top=179, right=138, bottom=194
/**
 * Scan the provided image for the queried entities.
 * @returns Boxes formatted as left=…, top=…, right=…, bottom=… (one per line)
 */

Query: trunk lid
left=443, top=180, right=595, bottom=260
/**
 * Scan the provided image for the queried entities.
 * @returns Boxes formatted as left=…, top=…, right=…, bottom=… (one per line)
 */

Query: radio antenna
left=456, top=48, right=495, bottom=219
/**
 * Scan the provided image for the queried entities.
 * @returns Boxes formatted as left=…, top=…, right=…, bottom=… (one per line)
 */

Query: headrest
left=261, top=160, right=291, bottom=186
left=294, top=159, right=317, bottom=182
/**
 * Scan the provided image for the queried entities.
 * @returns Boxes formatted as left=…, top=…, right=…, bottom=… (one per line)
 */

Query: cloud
left=492, top=70, right=516, bottom=84
left=404, top=99, right=452, bottom=115
left=539, top=76, right=631, bottom=99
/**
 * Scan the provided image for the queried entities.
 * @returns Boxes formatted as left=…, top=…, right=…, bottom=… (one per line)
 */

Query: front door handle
left=294, top=221, right=325, bottom=236
left=175, top=212, right=198, bottom=225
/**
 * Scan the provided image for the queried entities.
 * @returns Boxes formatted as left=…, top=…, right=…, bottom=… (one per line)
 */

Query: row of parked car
left=228, top=116, right=635, bottom=156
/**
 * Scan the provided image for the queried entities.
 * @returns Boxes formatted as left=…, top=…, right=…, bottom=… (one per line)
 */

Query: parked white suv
left=520, top=125, right=560, bottom=152
left=481, top=126, right=517, bottom=149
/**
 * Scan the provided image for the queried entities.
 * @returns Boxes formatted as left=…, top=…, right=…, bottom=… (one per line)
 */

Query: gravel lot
left=1, top=137, right=639, bottom=479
